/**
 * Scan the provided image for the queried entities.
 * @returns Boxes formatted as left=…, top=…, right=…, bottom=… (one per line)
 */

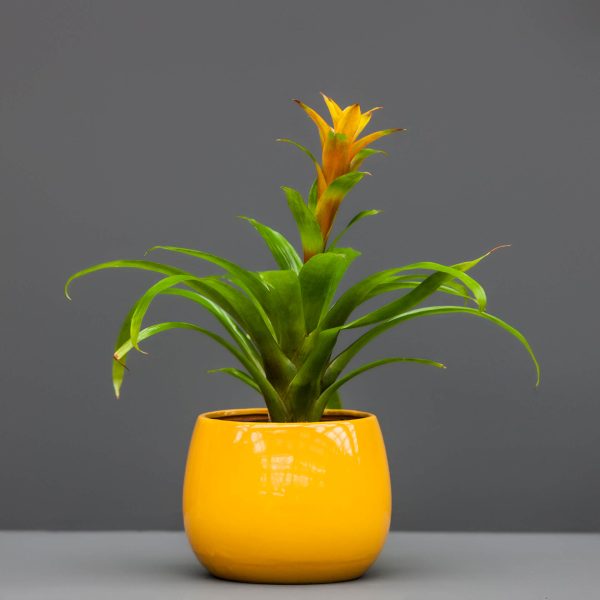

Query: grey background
left=1, top=0, right=599, bottom=531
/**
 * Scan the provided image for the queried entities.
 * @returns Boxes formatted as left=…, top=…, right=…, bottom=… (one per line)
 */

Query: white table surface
left=0, top=531, right=598, bottom=599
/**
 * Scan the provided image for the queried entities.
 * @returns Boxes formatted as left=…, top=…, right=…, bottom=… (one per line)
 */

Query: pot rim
left=197, top=407, right=377, bottom=426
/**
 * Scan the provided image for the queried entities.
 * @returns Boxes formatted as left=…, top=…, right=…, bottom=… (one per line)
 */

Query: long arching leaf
left=66, top=260, right=255, bottom=398
left=159, top=288, right=262, bottom=367
left=65, top=260, right=192, bottom=300
left=208, top=367, right=261, bottom=393
left=113, top=321, right=289, bottom=421
left=322, top=247, right=506, bottom=330
left=146, top=245, right=275, bottom=336
left=114, top=321, right=251, bottom=400
left=67, top=258, right=281, bottom=360
left=312, top=357, right=445, bottom=420
left=367, top=277, right=474, bottom=304
left=126, top=274, right=292, bottom=386
left=322, top=268, right=402, bottom=329
left=115, top=321, right=244, bottom=369
left=66, top=259, right=267, bottom=390
left=365, top=273, right=470, bottom=299
left=324, top=305, right=540, bottom=387
left=345, top=262, right=488, bottom=328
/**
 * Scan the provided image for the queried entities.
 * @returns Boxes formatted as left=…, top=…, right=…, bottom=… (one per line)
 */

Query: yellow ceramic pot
left=183, top=408, right=391, bottom=584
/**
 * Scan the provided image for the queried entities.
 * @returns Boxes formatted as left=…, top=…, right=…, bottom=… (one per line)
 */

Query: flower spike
left=293, top=94, right=404, bottom=250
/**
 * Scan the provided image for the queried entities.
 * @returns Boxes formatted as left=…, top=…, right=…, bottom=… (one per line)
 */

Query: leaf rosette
left=66, top=95, right=539, bottom=422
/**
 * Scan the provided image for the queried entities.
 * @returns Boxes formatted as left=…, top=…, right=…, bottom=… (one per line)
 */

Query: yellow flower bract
left=294, top=93, right=403, bottom=242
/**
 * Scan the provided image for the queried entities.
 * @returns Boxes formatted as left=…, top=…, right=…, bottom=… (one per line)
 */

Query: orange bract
left=294, top=94, right=404, bottom=242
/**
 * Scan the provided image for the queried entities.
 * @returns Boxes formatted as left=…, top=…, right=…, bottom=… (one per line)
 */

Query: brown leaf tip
left=488, top=243, right=512, bottom=255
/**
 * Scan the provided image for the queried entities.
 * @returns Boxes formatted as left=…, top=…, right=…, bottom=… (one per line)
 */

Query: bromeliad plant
left=66, top=93, right=539, bottom=422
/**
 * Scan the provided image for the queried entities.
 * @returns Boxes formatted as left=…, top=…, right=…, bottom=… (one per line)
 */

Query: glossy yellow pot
left=183, top=408, right=391, bottom=584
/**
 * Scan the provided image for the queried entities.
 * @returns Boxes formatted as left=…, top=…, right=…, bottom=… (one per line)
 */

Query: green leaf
left=181, top=279, right=296, bottom=394
left=325, top=389, right=342, bottom=409
left=284, top=328, right=340, bottom=420
left=208, top=368, right=261, bottom=393
left=277, top=138, right=319, bottom=165
left=345, top=262, right=488, bottom=328
left=66, top=259, right=266, bottom=388
left=125, top=273, right=294, bottom=391
left=129, top=275, right=197, bottom=351
left=127, top=285, right=262, bottom=378
left=114, top=321, right=207, bottom=359
left=325, top=305, right=540, bottom=387
left=308, top=179, right=318, bottom=212
left=65, top=259, right=192, bottom=300
left=277, top=138, right=327, bottom=216
left=66, top=259, right=272, bottom=344
left=329, top=209, right=381, bottom=249
left=114, top=321, right=290, bottom=422
left=161, top=288, right=262, bottom=368
left=65, top=260, right=264, bottom=400
left=116, top=320, right=246, bottom=368
left=367, top=276, right=475, bottom=304
left=66, top=255, right=277, bottom=344
left=112, top=305, right=137, bottom=398
left=322, top=248, right=506, bottom=331
left=240, top=216, right=302, bottom=273
left=146, top=245, right=270, bottom=315
left=350, top=148, right=386, bottom=171
left=299, top=249, right=360, bottom=332
left=366, top=274, right=472, bottom=299
left=276, top=140, right=320, bottom=213
left=453, top=244, right=511, bottom=272
left=146, top=246, right=292, bottom=364
left=281, top=186, right=323, bottom=259
left=258, top=270, right=305, bottom=357
left=322, top=268, right=404, bottom=329
left=319, top=172, right=367, bottom=211
left=312, top=357, right=445, bottom=420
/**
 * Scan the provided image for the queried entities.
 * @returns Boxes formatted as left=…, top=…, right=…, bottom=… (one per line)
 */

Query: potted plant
left=66, top=93, right=539, bottom=584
